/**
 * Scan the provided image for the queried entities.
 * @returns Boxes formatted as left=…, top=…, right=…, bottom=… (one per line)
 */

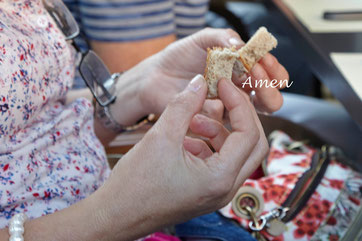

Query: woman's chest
left=0, top=0, right=76, bottom=137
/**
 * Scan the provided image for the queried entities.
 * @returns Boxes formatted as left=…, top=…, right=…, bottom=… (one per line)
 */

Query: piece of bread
left=204, top=47, right=239, bottom=98
left=204, top=27, right=277, bottom=98
left=238, top=27, right=278, bottom=72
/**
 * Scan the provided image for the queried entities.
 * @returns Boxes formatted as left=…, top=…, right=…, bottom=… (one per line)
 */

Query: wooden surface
left=264, top=0, right=362, bottom=128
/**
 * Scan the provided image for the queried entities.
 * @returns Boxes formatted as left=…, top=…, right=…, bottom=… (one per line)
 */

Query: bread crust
left=238, top=56, right=251, bottom=72
left=204, top=27, right=277, bottom=98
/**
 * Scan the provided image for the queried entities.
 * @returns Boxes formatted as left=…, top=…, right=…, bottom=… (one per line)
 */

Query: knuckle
left=214, top=101, right=224, bottom=113
left=203, top=27, right=213, bottom=32
left=206, top=102, right=224, bottom=120
left=247, top=126, right=260, bottom=145
left=268, top=55, right=278, bottom=68
left=198, top=27, right=213, bottom=39
left=169, top=92, right=189, bottom=111
left=225, top=28, right=237, bottom=36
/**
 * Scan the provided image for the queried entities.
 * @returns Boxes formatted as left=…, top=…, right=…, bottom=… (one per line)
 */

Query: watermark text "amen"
left=242, top=77, right=293, bottom=88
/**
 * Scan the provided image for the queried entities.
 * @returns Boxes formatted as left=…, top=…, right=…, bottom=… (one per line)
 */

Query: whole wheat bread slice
left=204, top=27, right=278, bottom=98
left=237, top=27, right=277, bottom=72
left=204, top=47, right=239, bottom=98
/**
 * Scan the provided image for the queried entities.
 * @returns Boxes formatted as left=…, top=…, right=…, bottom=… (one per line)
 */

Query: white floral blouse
left=0, top=0, right=110, bottom=228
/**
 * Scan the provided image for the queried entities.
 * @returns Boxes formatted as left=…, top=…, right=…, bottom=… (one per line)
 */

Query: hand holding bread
left=139, top=27, right=287, bottom=116
left=205, top=27, right=278, bottom=98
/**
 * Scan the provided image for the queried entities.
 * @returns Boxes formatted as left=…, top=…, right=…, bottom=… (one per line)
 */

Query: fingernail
left=229, top=37, right=242, bottom=46
left=187, top=74, right=204, bottom=93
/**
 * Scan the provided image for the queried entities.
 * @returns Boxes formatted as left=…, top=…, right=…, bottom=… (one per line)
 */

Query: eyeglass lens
left=80, top=51, right=115, bottom=106
left=44, top=0, right=116, bottom=107
left=42, top=0, right=80, bottom=40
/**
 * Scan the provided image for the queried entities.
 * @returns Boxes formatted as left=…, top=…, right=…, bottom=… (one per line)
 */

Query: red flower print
left=294, top=228, right=306, bottom=239
left=304, top=211, right=313, bottom=220
left=259, top=177, right=275, bottom=190
left=321, top=200, right=332, bottom=210
left=329, top=234, right=339, bottom=241
left=44, top=191, right=51, bottom=199
left=267, top=149, right=286, bottom=164
left=2, top=163, right=9, bottom=171
left=315, top=212, right=323, bottom=219
left=348, top=196, right=360, bottom=206
left=282, top=173, right=299, bottom=185
left=326, top=216, right=337, bottom=226
left=270, top=235, right=284, bottom=241
left=304, top=200, right=329, bottom=222
left=307, top=229, right=315, bottom=236
left=244, top=181, right=255, bottom=188
left=293, top=158, right=310, bottom=168
left=327, top=179, right=344, bottom=189
left=293, top=219, right=318, bottom=239
left=263, top=185, right=287, bottom=203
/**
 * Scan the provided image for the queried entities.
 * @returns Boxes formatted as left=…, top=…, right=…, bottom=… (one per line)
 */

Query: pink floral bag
left=219, top=131, right=362, bottom=241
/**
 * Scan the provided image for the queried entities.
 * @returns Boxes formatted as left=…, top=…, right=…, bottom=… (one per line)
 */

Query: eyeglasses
left=43, top=0, right=118, bottom=107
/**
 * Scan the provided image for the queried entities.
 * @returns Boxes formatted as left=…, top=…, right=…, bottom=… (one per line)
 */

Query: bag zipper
left=247, top=145, right=332, bottom=235
left=282, top=146, right=330, bottom=222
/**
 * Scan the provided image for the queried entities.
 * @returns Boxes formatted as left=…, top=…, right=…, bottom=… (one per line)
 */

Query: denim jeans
left=175, top=212, right=256, bottom=241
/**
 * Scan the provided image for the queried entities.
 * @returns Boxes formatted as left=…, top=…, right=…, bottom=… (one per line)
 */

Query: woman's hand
left=105, top=28, right=288, bottom=144
left=96, top=75, right=268, bottom=240
left=3, top=75, right=268, bottom=241
left=139, top=28, right=289, bottom=115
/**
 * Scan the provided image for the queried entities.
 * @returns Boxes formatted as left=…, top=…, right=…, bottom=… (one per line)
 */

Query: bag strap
left=282, top=146, right=331, bottom=222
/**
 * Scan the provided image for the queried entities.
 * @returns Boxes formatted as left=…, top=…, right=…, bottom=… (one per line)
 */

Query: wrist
left=108, top=66, right=149, bottom=127
left=20, top=194, right=109, bottom=241
left=93, top=168, right=160, bottom=240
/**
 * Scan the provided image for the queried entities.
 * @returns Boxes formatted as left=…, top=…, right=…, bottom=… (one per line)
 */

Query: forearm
left=0, top=194, right=105, bottom=241
left=0, top=165, right=169, bottom=241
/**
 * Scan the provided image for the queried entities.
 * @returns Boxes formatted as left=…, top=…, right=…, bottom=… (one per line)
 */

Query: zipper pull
left=249, top=207, right=289, bottom=231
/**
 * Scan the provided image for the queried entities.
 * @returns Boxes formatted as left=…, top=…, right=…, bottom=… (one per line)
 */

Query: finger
left=184, top=136, right=213, bottom=159
left=207, top=79, right=259, bottom=175
left=232, top=69, right=249, bottom=89
left=259, top=54, right=289, bottom=89
left=201, top=99, right=224, bottom=122
left=193, top=28, right=245, bottom=50
left=233, top=105, right=269, bottom=186
left=249, top=63, right=284, bottom=113
left=190, top=114, right=230, bottom=152
left=154, top=74, right=207, bottom=145
left=219, top=83, right=269, bottom=191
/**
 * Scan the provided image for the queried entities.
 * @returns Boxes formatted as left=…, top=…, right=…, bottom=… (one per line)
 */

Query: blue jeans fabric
left=175, top=212, right=256, bottom=241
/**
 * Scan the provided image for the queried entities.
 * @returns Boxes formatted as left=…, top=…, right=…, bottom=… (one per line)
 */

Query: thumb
left=155, top=74, right=207, bottom=145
